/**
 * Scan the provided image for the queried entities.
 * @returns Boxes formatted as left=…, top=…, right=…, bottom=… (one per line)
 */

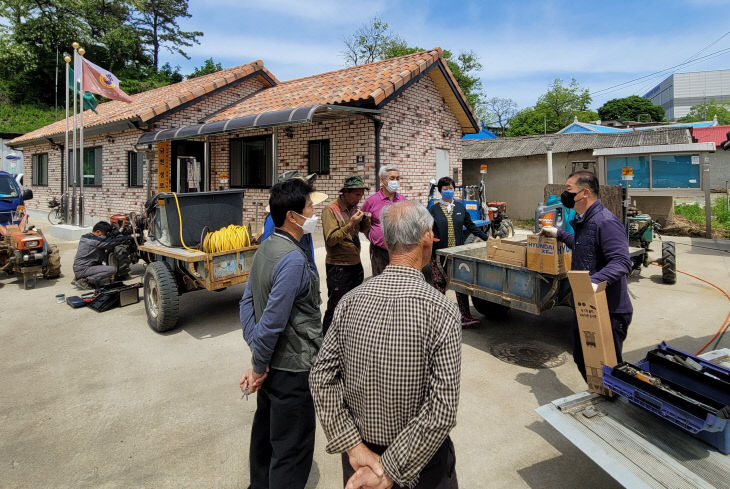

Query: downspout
left=366, top=115, right=383, bottom=182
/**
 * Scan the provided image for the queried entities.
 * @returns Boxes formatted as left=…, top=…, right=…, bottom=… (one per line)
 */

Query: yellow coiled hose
left=202, top=224, right=252, bottom=253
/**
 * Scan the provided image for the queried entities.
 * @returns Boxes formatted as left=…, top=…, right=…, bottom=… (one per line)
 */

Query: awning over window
left=136, top=104, right=381, bottom=145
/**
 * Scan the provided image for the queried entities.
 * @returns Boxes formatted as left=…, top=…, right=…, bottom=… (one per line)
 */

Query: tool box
left=602, top=345, right=730, bottom=454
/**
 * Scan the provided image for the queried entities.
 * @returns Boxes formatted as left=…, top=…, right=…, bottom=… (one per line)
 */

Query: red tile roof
left=692, top=125, right=730, bottom=146
left=207, top=48, right=476, bottom=129
left=10, top=61, right=278, bottom=145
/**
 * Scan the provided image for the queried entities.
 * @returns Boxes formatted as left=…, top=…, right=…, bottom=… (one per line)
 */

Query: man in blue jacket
left=543, top=171, right=633, bottom=380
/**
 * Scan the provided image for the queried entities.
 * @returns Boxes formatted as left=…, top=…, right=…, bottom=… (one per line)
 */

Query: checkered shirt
left=309, top=265, right=462, bottom=488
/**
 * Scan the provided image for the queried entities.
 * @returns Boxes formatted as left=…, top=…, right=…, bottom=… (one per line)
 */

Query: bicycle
left=48, top=194, right=67, bottom=225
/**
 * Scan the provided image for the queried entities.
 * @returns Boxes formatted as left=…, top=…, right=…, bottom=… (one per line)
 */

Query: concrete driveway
left=1, top=222, right=729, bottom=488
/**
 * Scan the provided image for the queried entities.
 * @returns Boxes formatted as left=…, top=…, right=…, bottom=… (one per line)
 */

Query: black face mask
left=560, top=190, right=577, bottom=209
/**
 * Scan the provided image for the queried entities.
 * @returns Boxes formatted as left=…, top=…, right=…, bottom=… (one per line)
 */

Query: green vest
left=250, top=232, right=322, bottom=371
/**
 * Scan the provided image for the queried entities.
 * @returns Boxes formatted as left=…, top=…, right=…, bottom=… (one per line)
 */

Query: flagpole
left=64, top=54, right=71, bottom=224
left=78, top=46, right=86, bottom=228
left=71, top=42, right=79, bottom=226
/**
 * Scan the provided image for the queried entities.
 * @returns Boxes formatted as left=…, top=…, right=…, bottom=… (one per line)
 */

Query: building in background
left=1, top=132, right=23, bottom=175
left=644, top=70, right=730, bottom=120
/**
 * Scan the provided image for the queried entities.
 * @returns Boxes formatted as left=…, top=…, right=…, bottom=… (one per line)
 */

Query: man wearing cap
left=261, top=171, right=328, bottom=272
left=321, top=175, right=371, bottom=335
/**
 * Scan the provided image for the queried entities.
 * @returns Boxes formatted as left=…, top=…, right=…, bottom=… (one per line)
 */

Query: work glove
left=591, top=282, right=599, bottom=293
left=540, top=226, right=558, bottom=238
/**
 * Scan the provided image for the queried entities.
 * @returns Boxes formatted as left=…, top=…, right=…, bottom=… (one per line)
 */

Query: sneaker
left=461, top=316, right=481, bottom=328
left=72, top=278, right=91, bottom=290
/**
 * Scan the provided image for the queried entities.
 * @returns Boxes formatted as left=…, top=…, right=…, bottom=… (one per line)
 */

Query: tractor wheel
left=110, top=245, right=131, bottom=279
left=642, top=248, right=651, bottom=267
left=491, top=220, right=515, bottom=239
left=472, top=296, right=509, bottom=318
left=464, top=233, right=484, bottom=244
left=23, top=273, right=36, bottom=289
left=43, top=245, right=62, bottom=279
left=662, top=241, right=676, bottom=285
left=144, top=261, right=180, bottom=332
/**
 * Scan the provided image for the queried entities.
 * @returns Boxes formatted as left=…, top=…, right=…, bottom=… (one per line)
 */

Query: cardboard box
left=568, top=271, right=618, bottom=396
left=486, top=238, right=526, bottom=267
left=526, top=234, right=572, bottom=275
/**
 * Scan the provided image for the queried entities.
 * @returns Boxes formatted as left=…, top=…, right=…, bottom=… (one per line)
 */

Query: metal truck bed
left=436, top=241, right=568, bottom=315
left=537, top=351, right=730, bottom=489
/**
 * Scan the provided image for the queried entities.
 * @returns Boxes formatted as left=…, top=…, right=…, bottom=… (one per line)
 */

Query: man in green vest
left=239, top=178, right=323, bottom=489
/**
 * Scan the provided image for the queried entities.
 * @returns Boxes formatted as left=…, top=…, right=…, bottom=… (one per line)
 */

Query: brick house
left=10, top=48, right=478, bottom=227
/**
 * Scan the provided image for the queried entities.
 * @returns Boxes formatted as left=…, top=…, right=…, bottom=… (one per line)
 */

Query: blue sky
left=163, top=0, right=730, bottom=112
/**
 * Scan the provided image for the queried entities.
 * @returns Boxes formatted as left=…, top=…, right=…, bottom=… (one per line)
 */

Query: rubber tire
left=491, top=220, right=515, bottom=239
left=472, top=296, right=509, bottom=318
left=464, top=233, right=483, bottom=244
left=642, top=248, right=651, bottom=267
left=662, top=241, right=676, bottom=285
left=42, top=244, right=62, bottom=279
left=47, top=209, right=62, bottom=225
left=144, top=261, right=180, bottom=332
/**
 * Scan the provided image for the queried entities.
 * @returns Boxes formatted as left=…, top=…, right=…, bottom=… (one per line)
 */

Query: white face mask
left=386, top=180, right=400, bottom=192
left=294, top=212, right=318, bottom=234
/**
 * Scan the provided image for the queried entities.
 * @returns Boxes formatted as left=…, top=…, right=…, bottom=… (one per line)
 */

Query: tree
left=187, top=57, right=222, bottom=79
left=344, top=19, right=484, bottom=109
left=677, top=99, right=730, bottom=124
left=478, top=97, right=518, bottom=135
left=131, top=0, right=202, bottom=71
left=506, top=79, right=598, bottom=136
left=597, top=95, right=665, bottom=122
left=342, top=17, right=403, bottom=66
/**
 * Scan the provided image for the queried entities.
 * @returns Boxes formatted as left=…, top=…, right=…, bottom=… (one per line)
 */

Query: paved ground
left=1, top=219, right=729, bottom=488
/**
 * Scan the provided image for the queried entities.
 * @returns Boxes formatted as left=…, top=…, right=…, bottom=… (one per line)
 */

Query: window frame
left=308, top=139, right=330, bottom=175
left=67, top=146, right=103, bottom=187
left=31, top=153, right=49, bottom=187
left=605, top=153, right=702, bottom=190
left=127, top=151, right=144, bottom=188
left=228, top=135, right=273, bottom=189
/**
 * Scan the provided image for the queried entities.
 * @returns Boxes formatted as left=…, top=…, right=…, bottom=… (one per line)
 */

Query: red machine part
left=11, top=231, right=44, bottom=250
left=487, top=201, right=507, bottom=221
left=110, top=214, right=128, bottom=228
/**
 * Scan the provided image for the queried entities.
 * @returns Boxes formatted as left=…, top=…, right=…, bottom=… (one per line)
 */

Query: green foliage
left=187, top=57, right=222, bottom=79
left=132, top=0, right=203, bottom=70
left=0, top=103, right=57, bottom=132
left=677, top=99, right=730, bottom=124
left=506, top=79, right=597, bottom=136
left=344, top=18, right=484, bottom=109
left=597, top=95, right=665, bottom=122
left=119, top=62, right=183, bottom=94
left=674, top=199, right=730, bottom=237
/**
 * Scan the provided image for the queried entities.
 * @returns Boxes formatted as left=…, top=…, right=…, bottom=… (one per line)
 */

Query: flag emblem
left=99, top=73, right=116, bottom=89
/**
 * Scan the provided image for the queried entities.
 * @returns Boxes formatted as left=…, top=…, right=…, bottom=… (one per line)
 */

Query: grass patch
left=673, top=199, right=730, bottom=238
left=0, top=103, right=57, bottom=133
left=512, top=218, right=535, bottom=231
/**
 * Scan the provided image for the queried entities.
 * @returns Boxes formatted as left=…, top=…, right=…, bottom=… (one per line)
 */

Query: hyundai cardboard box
left=527, top=234, right=571, bottom=275
left=486, top=238, right=526, bottom=267
left=568, top=271, right=617, bottom=396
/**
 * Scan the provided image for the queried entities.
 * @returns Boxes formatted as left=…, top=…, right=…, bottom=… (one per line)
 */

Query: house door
left=436, top=149, right=449, bottom=179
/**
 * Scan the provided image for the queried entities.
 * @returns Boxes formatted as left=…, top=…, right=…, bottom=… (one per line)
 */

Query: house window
left=31, top=153, right=48, bottom=186
left=68, top=147, right=102, bottom=187
left=308, top=140, right=330, bottom=175
left=652, top=154, right=700, bottom=188
left=229, top=136, right=273, bottom=188
left=128, top=152, right=144, bottom=187
left=606, top=156, right=650, bottom=188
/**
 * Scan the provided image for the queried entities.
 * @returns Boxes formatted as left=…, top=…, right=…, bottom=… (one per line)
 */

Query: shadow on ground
left=165, top=284, right=246, bottom=339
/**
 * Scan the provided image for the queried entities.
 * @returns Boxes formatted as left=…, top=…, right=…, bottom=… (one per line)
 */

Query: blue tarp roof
left=462, top=122, right=497, bottom=139
left=559, top=122, right=632, bottom=134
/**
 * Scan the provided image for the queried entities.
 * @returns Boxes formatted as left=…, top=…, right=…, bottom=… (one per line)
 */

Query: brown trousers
left=369, top=244, right=390, bottom=277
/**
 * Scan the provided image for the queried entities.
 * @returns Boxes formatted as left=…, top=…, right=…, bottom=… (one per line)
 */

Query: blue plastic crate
left=602, top=364, right=730, bottom=454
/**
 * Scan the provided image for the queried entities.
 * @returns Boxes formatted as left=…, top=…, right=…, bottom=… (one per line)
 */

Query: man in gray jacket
left=239, top=177, right=323, bottom=489
left=72, top=221, right=130, bottom=288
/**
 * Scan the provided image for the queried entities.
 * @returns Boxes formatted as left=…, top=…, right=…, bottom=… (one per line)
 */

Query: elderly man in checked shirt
left=310, top=200, right=462, bottom=489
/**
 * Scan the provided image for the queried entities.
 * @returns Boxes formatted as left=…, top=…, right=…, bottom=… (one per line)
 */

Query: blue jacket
left=261, top=214, right=317, bottom=273
left=557, top=201, right=633, bottom=314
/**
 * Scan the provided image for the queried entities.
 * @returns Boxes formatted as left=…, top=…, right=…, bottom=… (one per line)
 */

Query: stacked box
left=526, top=234, right=572, bottom=275
left=486, top=238, right=526, bottom=267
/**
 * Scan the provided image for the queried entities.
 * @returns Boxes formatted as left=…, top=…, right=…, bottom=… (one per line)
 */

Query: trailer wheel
left=662, top=241, right=676, bottom=285
left=144, top=261, right=180, bottom=332
left=464, top=233, right=484, bottom=244
left=472, top=296, right=509, bottom=318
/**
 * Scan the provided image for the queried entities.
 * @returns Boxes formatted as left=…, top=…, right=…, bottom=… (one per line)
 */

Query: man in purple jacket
left=543, top=171, right=633, bottom=380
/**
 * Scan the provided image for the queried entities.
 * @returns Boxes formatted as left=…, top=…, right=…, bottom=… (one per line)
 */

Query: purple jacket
left=557, top=200, right=633, bottom=314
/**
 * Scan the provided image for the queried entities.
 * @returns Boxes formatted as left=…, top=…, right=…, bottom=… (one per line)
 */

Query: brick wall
left=21, top=77, right=267, bottom=220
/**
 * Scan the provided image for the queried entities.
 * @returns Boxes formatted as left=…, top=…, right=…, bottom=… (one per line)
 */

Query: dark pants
left=248, top=369, right=315, bottom=489
left=323, top=263, right=364, bottom=335
left=369, top=244, right=390, bottom=277
left=430, top=256, right=472, bottom=319
left=571, top=312, right=632, bottom=381
left=341, top=437, right=458, bottom=489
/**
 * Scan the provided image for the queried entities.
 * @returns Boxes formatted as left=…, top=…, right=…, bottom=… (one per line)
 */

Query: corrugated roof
left=462, top=128, right=693, bottom=159
left=692, top=125, right=730, bottom=145
left=10, top=61, right=278, bottom=146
